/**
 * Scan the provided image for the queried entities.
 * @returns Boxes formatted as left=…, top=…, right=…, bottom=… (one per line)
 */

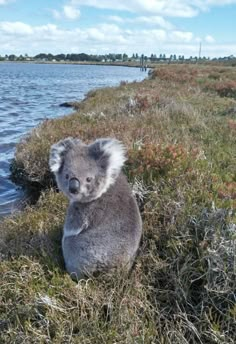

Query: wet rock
left=59, top=101, right=80, bottom=109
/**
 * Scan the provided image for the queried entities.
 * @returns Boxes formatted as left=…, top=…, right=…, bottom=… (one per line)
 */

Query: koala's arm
left=89, top=173, right=142, bottom=241
left=64, top=202, right=91, bottom=237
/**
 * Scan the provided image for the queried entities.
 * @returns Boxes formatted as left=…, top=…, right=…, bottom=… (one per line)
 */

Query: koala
left=49, top=137, right=142, bottom=279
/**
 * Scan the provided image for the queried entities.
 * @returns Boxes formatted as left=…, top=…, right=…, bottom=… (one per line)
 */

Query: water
left=0, top=62, right=146, bottom=217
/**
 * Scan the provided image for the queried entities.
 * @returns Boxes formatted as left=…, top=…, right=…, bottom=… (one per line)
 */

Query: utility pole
left=198, top=42, right=202, bottom=60
left=140, top=54, right=144, bottom=71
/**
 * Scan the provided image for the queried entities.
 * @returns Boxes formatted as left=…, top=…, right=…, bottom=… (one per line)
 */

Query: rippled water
left=0, top=62, right=146, bottom=216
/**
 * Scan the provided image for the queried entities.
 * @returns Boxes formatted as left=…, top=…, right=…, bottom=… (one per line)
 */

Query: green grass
left=1, top=64, right=236, bottom=343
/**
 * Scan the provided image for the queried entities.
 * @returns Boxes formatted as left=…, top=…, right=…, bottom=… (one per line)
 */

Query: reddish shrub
left=133, top=91, right=160, bottom=112
left=205, top=80, right=236, bottom=98
left=227, top=119, right=236, bottom=131
left=134, top=95, right=149, bottom=111
left=127, top=143, right=188, bottom=180
left=151, top=66, right=198, bottom=84
left=217, top=182, right=236, bottom=200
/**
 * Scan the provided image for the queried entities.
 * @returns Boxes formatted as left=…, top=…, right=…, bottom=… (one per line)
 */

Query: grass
left=1, top=64, right=236, bottom=343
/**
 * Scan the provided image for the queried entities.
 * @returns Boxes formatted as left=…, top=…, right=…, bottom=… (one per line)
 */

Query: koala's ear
left=89, top=138, right=126, bottom=177
left=49, top=137, right=80, bottom=173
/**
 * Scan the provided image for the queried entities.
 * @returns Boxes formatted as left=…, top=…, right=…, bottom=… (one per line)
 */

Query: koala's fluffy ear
left=89, top=138, right=126, bottom=178
left=49, top=137, right=80, bottom=173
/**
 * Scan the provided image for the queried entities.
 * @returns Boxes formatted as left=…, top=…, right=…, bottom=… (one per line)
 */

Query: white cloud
left=134, top=16, right=174, bottom=30
left=107, top=15, right=124, bottom=23
left=63, top=5, right=81, bottom=20
left=205, top=34, right=215, bottom=43
left=50, top=5, right=80, bottom=21
left=171, top=31, right=193, bottom=43
left=70, top=0, right=199, bottom=17
left=69, top=0, right=236, bottom=17
left=0, top=20, right=233, bottom=58
left=206, top=0, right=236, bottom=5
left=51, top=9, right=61, bottom=20
left=107, top=15, right=174, bottom=30
left=0, top=21, right=33, bottom=35
left=0, top=0, right=13, bottom=5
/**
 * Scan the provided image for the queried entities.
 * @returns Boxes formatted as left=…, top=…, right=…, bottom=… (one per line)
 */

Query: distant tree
left=115, top=54, right=122, bottom=60
left=108, top=54, right=116, bottom=62
left=78, top=53, right=90, bottom=61
left=55, top=54, right=66, bottom=61
left=17, top=55, right=25, bottom=61
left=47, top=53, right=54, bottom=61
left=8, top=54, right=16, bottom=61
left=34, top=53, right=48, bottom=60
left=122, top=53, right=128, bottom=61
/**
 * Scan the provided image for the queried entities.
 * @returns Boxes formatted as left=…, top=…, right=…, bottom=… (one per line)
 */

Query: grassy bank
left=1, top=65, right=236, bottom=343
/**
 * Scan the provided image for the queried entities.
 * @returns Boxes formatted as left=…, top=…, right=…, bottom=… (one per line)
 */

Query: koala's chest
left=65, top=205, right=87, bottom=229
left=64, top=201, right=109, bottom=236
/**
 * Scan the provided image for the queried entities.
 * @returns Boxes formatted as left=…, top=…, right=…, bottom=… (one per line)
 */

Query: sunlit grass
left=1, top=64, right=236, bottom=343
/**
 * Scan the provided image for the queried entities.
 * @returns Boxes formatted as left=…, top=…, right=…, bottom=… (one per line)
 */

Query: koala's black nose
left=69, top=178, right=80, bottom=194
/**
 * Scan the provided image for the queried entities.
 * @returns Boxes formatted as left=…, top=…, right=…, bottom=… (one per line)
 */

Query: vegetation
left=1, top=64, right=236, bottom=343
left=1, top=52, right=236, bottom=65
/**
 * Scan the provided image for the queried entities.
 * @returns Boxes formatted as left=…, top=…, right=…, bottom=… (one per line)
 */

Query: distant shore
left=2, top=59, right=236, bottom=68
left=0, top=60, right=147, bottom=68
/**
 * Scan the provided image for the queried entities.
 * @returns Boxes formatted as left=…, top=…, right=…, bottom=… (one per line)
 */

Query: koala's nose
left=69, top=178, right=80, bottom=194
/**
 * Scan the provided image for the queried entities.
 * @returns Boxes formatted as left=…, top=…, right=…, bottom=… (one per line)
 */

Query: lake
left=0, top=62, right=146, bottom=217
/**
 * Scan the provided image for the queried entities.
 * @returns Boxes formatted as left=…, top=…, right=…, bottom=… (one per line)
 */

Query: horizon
left=0, top=0, right=235, bottom=58
left=2, top=51, right=235, bottom=61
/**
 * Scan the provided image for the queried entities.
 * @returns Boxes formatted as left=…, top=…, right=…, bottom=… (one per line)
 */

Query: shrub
left=150, top=65, right=198, bottom=84
left=127, top=143, right=189, bottom=182
left=204, top=80, right=236, bottom=98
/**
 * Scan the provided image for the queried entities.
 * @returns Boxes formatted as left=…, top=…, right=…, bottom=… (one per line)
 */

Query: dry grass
left=1, top=64, right=236, bottom=343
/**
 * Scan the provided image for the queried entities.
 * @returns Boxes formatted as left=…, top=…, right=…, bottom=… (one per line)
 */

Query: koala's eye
left=65, top=174, right=69, bottom=180
left=86, top=177, right=92, bottom=183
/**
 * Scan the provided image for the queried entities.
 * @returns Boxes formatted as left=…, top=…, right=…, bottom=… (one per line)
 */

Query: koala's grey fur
left=49, top=137, right=142, bottom=279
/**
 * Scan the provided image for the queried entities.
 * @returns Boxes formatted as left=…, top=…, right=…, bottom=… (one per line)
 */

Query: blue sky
left=0, top=0, right=235, bottom=58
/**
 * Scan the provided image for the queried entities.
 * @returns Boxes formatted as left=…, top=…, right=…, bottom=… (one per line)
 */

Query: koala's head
left=49, top=137, right=126, bottom=203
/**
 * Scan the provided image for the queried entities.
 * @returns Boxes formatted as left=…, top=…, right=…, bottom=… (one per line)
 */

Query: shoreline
left=0, top=62, right=147, bottom=218
left=0, top=60, right=146, bottom=68
left=1, top=59, right=236, bottom=68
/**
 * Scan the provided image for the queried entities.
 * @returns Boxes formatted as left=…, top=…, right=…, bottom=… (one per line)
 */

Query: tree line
left=1, top=52, right=235, bottom=63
